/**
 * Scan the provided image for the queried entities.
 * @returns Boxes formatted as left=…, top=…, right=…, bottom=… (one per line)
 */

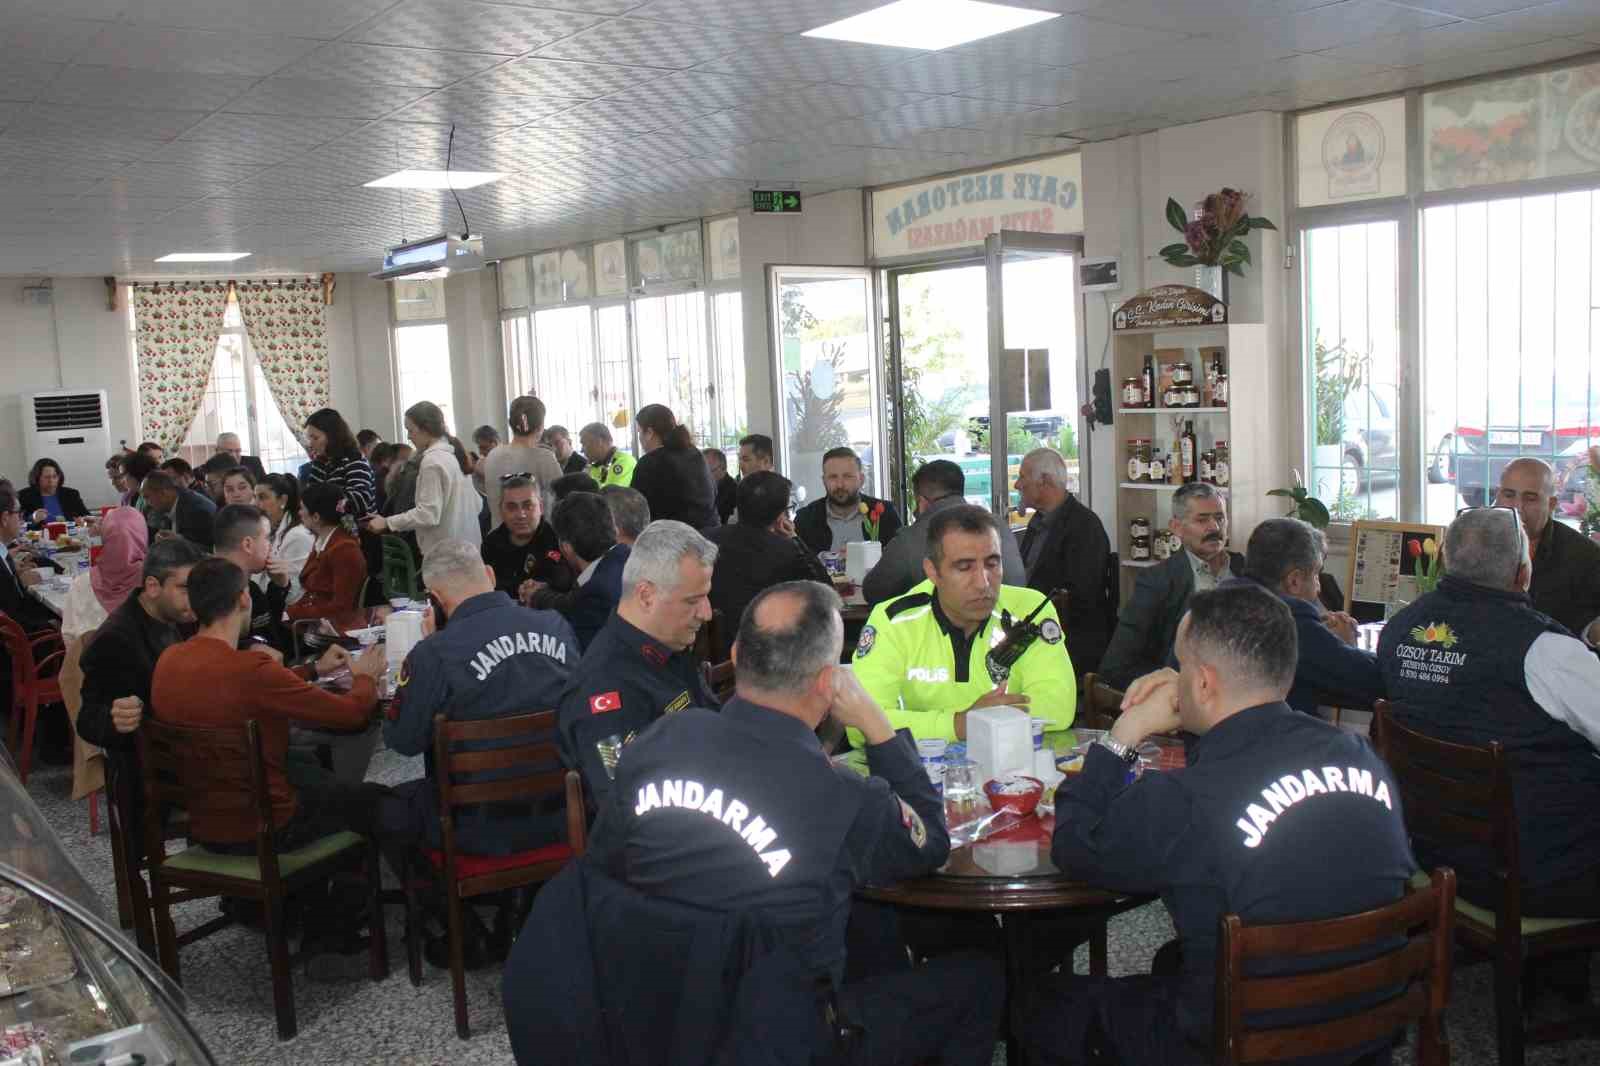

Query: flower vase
left=1195, top=264, right=1228, bottom=305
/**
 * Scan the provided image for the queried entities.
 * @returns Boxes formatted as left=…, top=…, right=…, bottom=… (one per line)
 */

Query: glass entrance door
left=986, top=231, right=1084, bottom=517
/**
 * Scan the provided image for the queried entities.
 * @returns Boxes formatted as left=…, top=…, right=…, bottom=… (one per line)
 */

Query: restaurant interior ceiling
left=1, top=0, right=1597, bottom=277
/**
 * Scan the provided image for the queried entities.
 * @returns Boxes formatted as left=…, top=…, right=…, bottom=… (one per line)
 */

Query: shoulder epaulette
left=885, top=592, right=933, bottom=620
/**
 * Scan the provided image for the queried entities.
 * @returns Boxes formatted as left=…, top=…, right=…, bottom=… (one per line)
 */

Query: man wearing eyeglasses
left=1379, top=506, right=1600, bottom=919
left=1497, top=457, right=1600, bottom=640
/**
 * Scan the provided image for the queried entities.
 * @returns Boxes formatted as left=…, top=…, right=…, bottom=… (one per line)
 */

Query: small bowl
left=983, top=775, right=1044, bottom=817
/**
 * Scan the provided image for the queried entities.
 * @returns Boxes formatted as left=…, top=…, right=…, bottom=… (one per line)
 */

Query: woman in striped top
left=302, top=408, right=376, bottom=518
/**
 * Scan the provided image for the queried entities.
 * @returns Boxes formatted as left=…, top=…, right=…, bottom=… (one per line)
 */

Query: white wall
left=736, top=188, right=868, bottom=435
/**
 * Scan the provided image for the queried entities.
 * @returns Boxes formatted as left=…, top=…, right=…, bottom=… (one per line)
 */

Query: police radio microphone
left=985, top=589, right=1062, bottom=685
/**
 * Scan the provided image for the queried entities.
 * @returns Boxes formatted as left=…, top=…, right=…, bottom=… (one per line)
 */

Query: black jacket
left=1529, top=517, right=1600, bottom=637
left=0, top=548, right=56, bottom=631
left=1018, top=495, right=1112, bottom=673
left=19, top=486, right=89, bottom=522
left=1098, top=549, right=1244, bottom=688
left=704, top=523, right=829, bottom=644
left=564, top=543, right=629, bottom=651
left=149, top=489, right=216, bottom=550
left=504, top=859, right=819, bottom=1066
left=794, top=495, right=903, bottom=554
left=480, top=521, right=573, bottom=599
left=713, top=474, right=738, bottom=525
left=77, top=591, right=182, bottom=756
left=632, top=445, right=719, bottom=530
left=562, top=453, right=588, bottom=476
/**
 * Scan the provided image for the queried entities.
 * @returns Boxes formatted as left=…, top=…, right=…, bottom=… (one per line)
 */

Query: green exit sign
left=752, top=190, right=802, bottom=213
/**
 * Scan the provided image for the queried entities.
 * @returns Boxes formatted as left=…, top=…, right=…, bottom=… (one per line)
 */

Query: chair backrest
left=693, top=609, right=724, bottom=663
left=0, top=612, right=35, bottom=675
left=137, top=717, right=281, bottom=884
left=381, top=534, right=420, bottom=599
left=432, top=710, right=580, bottom=855
left=1215, top=868, right=1456, bottom=1066
left=1078, top=672, right=1125, bottom=731
left=1371, top=701, right=1519, bottom=919
left=1102, top=550, right=1121, bottom=628
left=700, top=659, right=735, bottom=703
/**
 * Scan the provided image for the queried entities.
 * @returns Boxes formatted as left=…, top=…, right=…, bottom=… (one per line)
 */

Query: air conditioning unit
left=25, top=390, right=114, bottom=509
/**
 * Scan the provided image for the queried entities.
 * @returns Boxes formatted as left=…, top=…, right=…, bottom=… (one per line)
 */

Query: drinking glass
left=943, top=759, right=982, bottom=841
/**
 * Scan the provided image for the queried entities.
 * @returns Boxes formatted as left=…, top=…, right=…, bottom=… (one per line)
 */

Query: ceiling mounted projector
left=372, top=233, right=484, bottom=280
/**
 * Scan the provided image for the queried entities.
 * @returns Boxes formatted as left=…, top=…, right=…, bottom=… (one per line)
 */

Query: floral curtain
left=132, top=282, right=231, bottom=451
left=234, top=279, right=331, bottom=433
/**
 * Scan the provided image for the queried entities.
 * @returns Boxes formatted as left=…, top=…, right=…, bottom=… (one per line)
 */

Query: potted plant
left=1158, top=187, right=1277, bottom=300
left=1310, top=333, right=1370, bottom=509
left=1268, top=472, right=1331, bottom=529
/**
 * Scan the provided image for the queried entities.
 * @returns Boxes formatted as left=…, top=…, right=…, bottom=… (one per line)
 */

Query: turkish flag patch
left=589, top=691, right=622, bottom=714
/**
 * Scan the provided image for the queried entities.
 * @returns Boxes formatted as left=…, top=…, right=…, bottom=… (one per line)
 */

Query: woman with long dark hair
left=630, top=403, right=718, bottom=529
left=286, top=482, right=367, bottom=625
left=362, top=401, right=481, bottom=555
left=21, top=458, right=90, bottom=524
left=255, top=473, right=313, bottom=606
left=302, top=407, right=376, bottom=518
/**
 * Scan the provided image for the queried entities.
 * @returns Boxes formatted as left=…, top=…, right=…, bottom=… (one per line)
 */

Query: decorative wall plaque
left=1112, top=284, right=1227, bottom=330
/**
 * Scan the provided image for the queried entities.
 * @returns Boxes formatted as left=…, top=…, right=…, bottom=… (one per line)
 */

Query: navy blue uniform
left=1025, top=702, right=1415, bottom=1066
left=587, top=698, right=1003, bottom=1065
left=557, top=612, right=716, bottom=807
left=379, top=591, right=579, bottom=865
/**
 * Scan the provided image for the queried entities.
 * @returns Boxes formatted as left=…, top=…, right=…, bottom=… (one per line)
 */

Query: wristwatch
left=1095, top=735, right=1140, bottom=766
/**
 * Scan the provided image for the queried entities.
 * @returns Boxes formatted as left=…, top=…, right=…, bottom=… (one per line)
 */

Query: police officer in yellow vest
left=852, top=503, right=1076, bottom=744
left=579, top=421, right=636, bottom=488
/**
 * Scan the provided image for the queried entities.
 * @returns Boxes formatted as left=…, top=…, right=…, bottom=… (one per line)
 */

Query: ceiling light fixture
left=802, top=0, right=1058, bottom=50
left=154, top=252, right=252, bottom=262
left=364, top=169, right=504, bottom=190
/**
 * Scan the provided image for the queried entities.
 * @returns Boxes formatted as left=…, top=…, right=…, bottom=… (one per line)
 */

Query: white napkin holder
left=845, top=539, right=882, bottom=584
left=966, top=705, right=1031, bottom=784
left=384, top=610, right=425, bottom=668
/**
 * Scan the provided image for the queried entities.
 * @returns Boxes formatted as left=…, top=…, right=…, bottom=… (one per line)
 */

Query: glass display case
left=0, top=749, right=214, bottom=1066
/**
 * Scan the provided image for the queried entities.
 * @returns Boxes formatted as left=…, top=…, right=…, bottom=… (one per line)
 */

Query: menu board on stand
left=1344, top=520, right=1447, bottom=625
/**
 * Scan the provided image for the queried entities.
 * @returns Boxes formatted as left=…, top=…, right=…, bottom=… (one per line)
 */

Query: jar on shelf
left=1169, top=361, right=1194, bottom=387
left=1125, top=438, right=1150, bottom=482
left=1214, top=441, right=1230, bottom=487
left=1152, top=529, right=1173, bottom=560
left=1148, top=450, right=1166, bottom=483
left=1129, top=516, right=1151, bottom=540
left=1130, top=529, right=1152, bottom=561
left=1121, top=377, right=1144, bottom=407
left=1182, top=385, right=1202, bottom=407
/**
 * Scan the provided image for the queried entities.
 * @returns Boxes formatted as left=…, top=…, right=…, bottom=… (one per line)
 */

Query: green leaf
left=1159, top=242, right=1190, bottom=258
left=1266, top=488, right=1297, bottom=499
left=1225, top=261, right=1246, bottom=276
left=1248, top=217, right=1278, bottom=232
left=1166, top=197, right=1189, bottom=234
left=1298, top=497, right=1332, bottom=529
left=1228, top=238, right=1251, bottom=265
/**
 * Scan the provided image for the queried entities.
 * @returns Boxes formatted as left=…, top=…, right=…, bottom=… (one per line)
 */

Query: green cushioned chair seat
left=164, top=831, right=364, bottom=881
left=1409, top=870, right=1598, bottom=934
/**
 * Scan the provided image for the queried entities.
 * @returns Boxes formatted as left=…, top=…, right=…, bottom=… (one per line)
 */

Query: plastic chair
left=1, top=611, right=65, bottom=783
left=405, top=710, right=584, bottom=1038
left=1374, top=702, right=1600, bottom=1066
left=381, top=534, right=422, bottom=601
left=1214, top=868, right=1456, bottom=1065
left=138, top=717, right=387, bottom=1040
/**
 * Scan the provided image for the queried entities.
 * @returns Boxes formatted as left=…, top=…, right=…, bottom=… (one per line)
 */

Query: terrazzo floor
left=14, top=743, right=1600, bottom=1066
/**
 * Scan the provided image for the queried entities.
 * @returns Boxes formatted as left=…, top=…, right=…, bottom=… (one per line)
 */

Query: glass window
left=498, top=257, right=528, bottom=309
left=634, top=291, right=713, bottom=444
left=394, top=323, right=455, bottom=434
left=712, top=290, right=746, bottom=452
left=1302, top=221, right=1401, bottom=521
left=534, top=305, right=597, bottom=429
left=180, top=297, right=308, bottom=475
left=1423, top=60, right=1600, bottom=193
left=502, top=313, right=533, bottom=399
left=1423, top=191, right=1599, bottom=528
left=596, top=304, right=633, bottom=442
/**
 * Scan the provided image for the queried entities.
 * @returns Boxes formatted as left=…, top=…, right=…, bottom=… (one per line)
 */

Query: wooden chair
left=1215, top=868, right=1456, bottom=1066
left=1, top=611, right=64, bottom=783
left=1077, top=672, right=1125, bottom=731
left=408, top=710, right=586, bottom=1039
left=138, top=718, right=387, bottom=1040
left=700, top=659, right=735, bottom=704
left=693, top=609, right=725, bottom=664
left=1373, top=702, right=1600, bottom=1066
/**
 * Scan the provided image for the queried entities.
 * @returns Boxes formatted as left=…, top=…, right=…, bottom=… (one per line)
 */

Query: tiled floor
left=16, top=747, right=1600, bottom=1065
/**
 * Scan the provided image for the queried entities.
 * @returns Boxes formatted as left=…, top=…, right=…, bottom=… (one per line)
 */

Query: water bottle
left=76, top=555, right=89, bottom=580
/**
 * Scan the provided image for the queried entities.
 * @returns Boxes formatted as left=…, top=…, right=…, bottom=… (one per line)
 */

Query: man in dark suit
left=704, top=471, right=829, bottom=648
left=1099, top=482, right=1243, bottom=689
left=541, top=492, right=630, bottom=650
left=1014, top=448, right=1112, bottom=675
left=702, top=447, right=738, bottom=525
left=0, top=486, right=57, bottom=631
left=793, top=446, right=902, bottom=554
left=1499, top=457, right=1600, bottom=639
left=137, top=471, right=217, bottom=550
left=215, top=433, right=266, bottom=482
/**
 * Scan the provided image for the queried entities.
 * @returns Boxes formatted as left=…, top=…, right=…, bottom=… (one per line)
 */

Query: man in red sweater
left=151, top=556, right=388, bottom=852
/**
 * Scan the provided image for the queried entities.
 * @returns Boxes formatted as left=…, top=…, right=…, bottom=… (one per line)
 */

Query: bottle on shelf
left=1141, top=355, right=1155, bottom=408
left=1180, top=420, right=1197, bottom=484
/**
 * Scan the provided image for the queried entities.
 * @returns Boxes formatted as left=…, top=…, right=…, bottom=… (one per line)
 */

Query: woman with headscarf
left=61, top=507, right=148, bottom=643
left=363, top=401, right=481, bottom=557
left=630, top=403, right=718, bottom=530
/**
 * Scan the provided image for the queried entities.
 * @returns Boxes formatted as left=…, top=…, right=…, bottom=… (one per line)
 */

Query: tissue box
left=966, top=706, right=1032, bottom=784
left=845, top=540, right=882, bottom=584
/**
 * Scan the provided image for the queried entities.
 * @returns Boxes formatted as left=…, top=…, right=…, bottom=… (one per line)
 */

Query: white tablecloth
left=28, top=551, right=84, bottom=616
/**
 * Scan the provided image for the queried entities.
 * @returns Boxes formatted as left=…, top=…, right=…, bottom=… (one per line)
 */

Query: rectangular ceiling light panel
left=803, top=0, right=1058, bottom=51
left=154, top=252, right=252, bottom=262
left=364, top=169, right=505, bottom=189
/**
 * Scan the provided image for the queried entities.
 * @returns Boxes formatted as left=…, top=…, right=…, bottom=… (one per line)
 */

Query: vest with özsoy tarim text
left=1379, top=574, right=1600, bottom=889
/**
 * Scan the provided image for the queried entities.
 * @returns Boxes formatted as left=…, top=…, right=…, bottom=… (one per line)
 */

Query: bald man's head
left=1498, top=457, right=1557, bottom=543
left=733, top=581, right=843, bottom=700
